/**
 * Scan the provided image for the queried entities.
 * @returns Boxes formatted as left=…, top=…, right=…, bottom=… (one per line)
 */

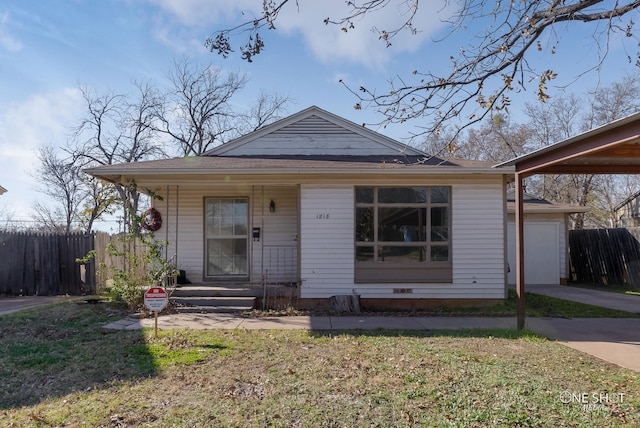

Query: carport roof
left=496, top=111, right=640, bottom=175
left=500, top=110, right=640, bottom=330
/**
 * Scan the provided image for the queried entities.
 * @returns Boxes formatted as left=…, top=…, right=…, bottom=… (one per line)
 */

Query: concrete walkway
left=526, top=284, right=640, bottom=313
left=104, top=313, right=517, bottom=331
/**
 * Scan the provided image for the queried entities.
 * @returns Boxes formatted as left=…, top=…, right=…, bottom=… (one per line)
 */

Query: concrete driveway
left=0, top=296, right=74, bottom=316
left=525, top=284, right=640, bottom=371
left=525, top=284, right=640, bottom=313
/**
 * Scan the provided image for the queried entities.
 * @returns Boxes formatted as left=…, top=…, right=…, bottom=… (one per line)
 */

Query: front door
left=205, top=198, right=248, bottom=279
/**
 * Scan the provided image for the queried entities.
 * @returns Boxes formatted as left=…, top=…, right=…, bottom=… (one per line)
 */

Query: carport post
left=515, top=173, right=526, bottom=330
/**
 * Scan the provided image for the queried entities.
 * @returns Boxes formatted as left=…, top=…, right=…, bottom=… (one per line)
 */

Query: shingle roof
left=86, top=154, right=497, bottom=181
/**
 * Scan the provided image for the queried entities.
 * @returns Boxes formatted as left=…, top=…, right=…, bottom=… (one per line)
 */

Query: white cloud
left=267, top=1, right=452, bottom=69
left=146, top=0, right=259, bottom=27
left=0, top=12, right=22, bottom=52
left=144, top=0, right=452, bottom=68
left=0, top=88, right=83, bottom=218
left=143, top=0, right=261, bottom=54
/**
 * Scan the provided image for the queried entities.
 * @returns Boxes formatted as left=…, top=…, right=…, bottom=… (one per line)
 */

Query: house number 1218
left=316, top=213, right=330, bottom=219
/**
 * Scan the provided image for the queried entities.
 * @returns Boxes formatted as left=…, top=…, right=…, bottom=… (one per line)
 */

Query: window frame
left=203, top=197, right=250, bottom=279
left=354, top=186, right=452, bottom=283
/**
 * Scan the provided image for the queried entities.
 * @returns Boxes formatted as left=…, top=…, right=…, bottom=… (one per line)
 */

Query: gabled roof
left=0, top=185, right=6, bottom=195
left=85, top=106, right=512, bottom=183
left=505, top=190, right=588, bottom=214
left=205, top=105, right=428, bottom=157
left=614, top=189, right=640, bottom=212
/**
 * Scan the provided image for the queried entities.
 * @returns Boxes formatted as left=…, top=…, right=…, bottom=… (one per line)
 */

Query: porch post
left=515, top=172, right=526, bottom=330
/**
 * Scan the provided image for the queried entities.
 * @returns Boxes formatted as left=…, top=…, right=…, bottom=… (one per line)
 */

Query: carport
left=498, top=112, right=640, bottom=329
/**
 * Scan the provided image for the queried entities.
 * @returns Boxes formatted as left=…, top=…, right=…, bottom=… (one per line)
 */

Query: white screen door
left=205, top=198, right=248, bottom=278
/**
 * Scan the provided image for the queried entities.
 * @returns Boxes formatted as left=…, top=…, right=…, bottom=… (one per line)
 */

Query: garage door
left=507, top=222, right=560, bottom=285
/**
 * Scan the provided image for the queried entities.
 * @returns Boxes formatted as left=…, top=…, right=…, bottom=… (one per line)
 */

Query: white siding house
left=87, top=106, right=516, bottom=309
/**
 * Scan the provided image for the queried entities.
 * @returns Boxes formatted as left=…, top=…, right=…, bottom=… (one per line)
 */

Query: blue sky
left=0, top=0, right=636, bottom=227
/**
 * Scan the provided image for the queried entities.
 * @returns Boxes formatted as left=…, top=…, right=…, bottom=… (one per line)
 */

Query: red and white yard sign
left=144, top=287, right=168, bottom=312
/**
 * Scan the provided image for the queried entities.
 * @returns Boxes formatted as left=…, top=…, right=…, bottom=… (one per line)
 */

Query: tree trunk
left=329, top=294, right=361, bottom=313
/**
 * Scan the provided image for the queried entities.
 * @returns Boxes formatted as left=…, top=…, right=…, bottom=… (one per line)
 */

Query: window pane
left=355, top=187, right=374, bottom=203
left=379, top=246, right=426, bottom=262
left=431, top=187, right=450, bottom=203
left=378, top=187, right=426, bottom=203
left=379, top=207, right=426, bottom=242
left=355, top=246, right=375, bottom=262
left=205, top=204, right=218, bottom=235
left=431, top=246, right=449, bottom=262
left=431, top=207, right=449, bottom=241
left=355, top=207, right=374, bottom=242
left=207, top=238, right=247, bottom=275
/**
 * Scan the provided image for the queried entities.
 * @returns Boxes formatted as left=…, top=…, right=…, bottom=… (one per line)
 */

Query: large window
left=355, top=186, right=452, bottom=283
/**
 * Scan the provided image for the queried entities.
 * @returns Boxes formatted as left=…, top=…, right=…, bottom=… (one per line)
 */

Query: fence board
left=0, top=232, right=95, bottom=296
left=569, top=227, right=640, bottom=289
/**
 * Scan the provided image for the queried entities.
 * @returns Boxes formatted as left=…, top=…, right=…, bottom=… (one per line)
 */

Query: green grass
left=0, top=301, right=639, bottom=427
left=386, top=289, right=640, bottom=318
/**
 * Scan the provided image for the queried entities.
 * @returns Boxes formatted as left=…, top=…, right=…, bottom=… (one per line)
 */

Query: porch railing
left=263, top=245, right=298, bottom=285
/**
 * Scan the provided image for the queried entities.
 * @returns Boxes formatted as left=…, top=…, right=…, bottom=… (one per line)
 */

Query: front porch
left=157, top=184, right=300, bottom=291
left=169, top=282, right=299, bottom=312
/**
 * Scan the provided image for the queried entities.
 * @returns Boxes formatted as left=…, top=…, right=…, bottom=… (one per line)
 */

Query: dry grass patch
left=0, top=302, right=639, bottom=427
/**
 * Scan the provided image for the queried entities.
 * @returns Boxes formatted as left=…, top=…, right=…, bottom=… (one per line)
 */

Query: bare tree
left=157, top=58, right=291, bottom=156
left=77, top=175, right=118, bottom=233
left=68, top=83, right=166, bottom=232
left=0, top=204, right=19, bottom=232
left=523, top=75, right=640, bottom=228
left=33, top=145, right=85, bottom=234
left=158, top=58, right=248, bottom=156
left=422, top=114, right=531, bottom=162
left=584, top=73, right=640, bottom=128
left=237, top=90, right=290, bottom=135
left=208, top=0, right=640, bottom=139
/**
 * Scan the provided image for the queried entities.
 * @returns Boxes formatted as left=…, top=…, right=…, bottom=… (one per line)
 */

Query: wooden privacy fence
left=92, top=232, right=152, bottom=291
left=0, top=231, right=95, bottom=296
left=568, top=227, right=640, bottom=289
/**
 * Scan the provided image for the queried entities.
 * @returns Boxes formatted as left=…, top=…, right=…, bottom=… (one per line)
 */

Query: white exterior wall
left=251, top=186, right=298, bottom=284
left=299, top=185, right=356, bottom=297
left=152, top=183, right=298, bottom=284
left=506, top=213, right=567, bottom=285
left=299, top=181, right=506, bottom=299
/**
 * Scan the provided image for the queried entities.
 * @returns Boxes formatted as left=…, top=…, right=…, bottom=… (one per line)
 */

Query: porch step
left=171, top=296, right=256, bottom=313
left=171, top=285, right=263, bottom=298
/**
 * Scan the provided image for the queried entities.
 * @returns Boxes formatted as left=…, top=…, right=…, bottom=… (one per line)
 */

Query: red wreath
left=141, top=207, right=163, bottom=232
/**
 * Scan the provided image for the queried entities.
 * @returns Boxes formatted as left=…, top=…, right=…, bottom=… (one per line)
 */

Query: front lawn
left=0, top=301, right=638, bottom=427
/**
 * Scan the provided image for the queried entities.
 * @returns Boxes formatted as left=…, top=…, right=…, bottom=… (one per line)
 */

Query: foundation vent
left=393, top=288, right=413, bottom=294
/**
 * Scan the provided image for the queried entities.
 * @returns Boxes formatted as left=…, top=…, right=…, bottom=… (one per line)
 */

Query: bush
left=100, top=232, right=177, bottom=310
